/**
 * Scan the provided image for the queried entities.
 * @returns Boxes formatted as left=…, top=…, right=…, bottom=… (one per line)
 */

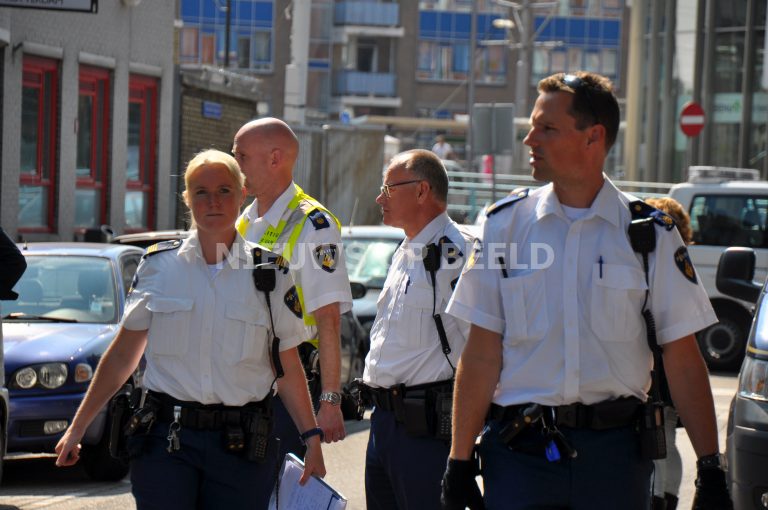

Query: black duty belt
left=146, top=391, right=271, bottom=430
left=361, top=379, right=453, bottom=413
left=489, top=397, right=642, bottom=430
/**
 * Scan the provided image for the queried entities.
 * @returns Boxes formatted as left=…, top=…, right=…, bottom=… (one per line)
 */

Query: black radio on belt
left=638, top=401, right=667, bottom=460
left=243, top=410, right=272, bottom=462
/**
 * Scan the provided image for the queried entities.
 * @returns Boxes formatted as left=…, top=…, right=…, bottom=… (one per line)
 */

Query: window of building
left=125, top=75, right=157, bottom=232
left=179, top=0, right=274, bottom=72
left=418, top=11, right=506, bottom=84
left=180, top=27, right=199, bottom=60
left=20, top=56, right=59, bottom=232
left=76, top=66, right=111, bottom=228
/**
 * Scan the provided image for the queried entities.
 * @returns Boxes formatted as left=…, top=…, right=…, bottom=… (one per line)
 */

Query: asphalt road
left=0, top=372, right=738, bottom=510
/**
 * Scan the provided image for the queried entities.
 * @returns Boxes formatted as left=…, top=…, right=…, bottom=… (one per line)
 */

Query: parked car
left=1, top=243, right=144, bottom=481
left=341, top=225, right=405, bottom=336
left=112, top=230, right=368, bottom=385
left=669, top=166, right=768, bottom=370
left=715, top=246, right=768, bottom=509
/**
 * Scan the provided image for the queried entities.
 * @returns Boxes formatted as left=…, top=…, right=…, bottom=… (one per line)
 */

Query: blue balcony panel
left=334, top=2, right=399, bottom=27
left=334, top=70, right=397, bottom=97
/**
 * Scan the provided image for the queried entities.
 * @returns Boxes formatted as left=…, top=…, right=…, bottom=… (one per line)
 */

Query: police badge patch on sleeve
left=128, top=273, right=139, bottom=295
left=438, top=236, right=464, bottom=265
left=313, top=244, right=338, bottom=273
left=308, top=209, right=330, bottom=230
left=674, top=246, right=698, bottom=284
left=284, top=286, right=303, bottom=319
left=463, top=239, right=482, bottom=275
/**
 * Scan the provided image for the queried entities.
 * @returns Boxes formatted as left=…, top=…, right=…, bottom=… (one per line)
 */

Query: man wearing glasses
left=441, top=72, right=732, bottom=509
left=361, top=149, right=475, bottom=510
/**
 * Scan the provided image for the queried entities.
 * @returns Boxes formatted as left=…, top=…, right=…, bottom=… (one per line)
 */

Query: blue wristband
left=300, top=427, right=324, bottom=445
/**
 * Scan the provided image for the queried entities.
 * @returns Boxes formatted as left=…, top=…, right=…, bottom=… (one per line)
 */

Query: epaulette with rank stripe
left=628, top=200, right=676, bottom=231
left=143, top=239, right=182, bottom=258
left=485, top=188, right=529, bottom=217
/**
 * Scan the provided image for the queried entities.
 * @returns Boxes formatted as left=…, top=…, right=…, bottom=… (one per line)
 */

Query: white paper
left=268, top=453, right=347, bottom=510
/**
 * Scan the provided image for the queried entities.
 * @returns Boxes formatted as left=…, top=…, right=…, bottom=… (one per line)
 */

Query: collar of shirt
left=177, top=230, right=251, bottom=267
left=245, top=181, right=298, bottom=226
left=535, top=176, right=623, bottom=228
left=401, top=212, right=450, bottom=248
left=398, top=212, right=451, bottom=265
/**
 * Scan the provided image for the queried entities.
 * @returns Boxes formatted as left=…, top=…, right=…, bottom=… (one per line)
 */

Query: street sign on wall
left=680, top=102, right=705, bottom=137
left=0, top=0, right=97, bottom=12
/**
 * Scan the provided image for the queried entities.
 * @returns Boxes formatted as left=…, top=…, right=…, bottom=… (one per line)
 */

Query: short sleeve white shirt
left=447, top=179, right=717, bottom=406
left=239, top=182, right=352, bottom=317
left=363, top=213, right=475, bottom=387
left=122, top=231, right=306, bottom=406
left=431, top=142, right=453, bottom=160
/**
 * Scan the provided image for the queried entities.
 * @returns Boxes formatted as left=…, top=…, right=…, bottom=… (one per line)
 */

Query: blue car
left=1, top=243, right=144, bottom=481
left=715, top=247, right=768, bottom=509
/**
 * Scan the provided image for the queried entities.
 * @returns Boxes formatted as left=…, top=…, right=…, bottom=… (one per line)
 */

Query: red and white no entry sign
left=680, top=102, right=705, bottom=137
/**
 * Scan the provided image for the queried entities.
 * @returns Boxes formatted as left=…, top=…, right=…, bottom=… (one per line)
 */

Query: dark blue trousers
left=129, top=421, right=279, bottom=510
left=480, top=419, right=653, bottom=510
left=365, top=407, right=450, bottom=510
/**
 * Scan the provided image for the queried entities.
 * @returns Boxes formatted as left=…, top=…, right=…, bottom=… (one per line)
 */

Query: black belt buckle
left=555, top=403, right=587, bottom=428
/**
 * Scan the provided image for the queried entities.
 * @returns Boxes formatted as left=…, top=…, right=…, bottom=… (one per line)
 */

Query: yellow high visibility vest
left=236, top=183, right=341, bottom=329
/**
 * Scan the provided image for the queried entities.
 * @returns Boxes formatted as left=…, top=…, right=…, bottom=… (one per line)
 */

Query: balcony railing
left=334, top=2, right=399, bottom=27
left=334, top=70, right=397, bottom=97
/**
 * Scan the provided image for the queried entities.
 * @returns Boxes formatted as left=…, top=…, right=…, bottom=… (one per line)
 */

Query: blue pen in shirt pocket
left=598, top=256, right=604, bottom=278
left=404, top=276, right=412, bottom=294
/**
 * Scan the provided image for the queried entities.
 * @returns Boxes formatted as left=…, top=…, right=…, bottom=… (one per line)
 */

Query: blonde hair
left=183, top=149, right=244, bottom=194
left=645, top=196, right=692, bottom=245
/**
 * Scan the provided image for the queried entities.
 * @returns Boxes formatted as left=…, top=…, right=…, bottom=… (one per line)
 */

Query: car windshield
left=343, top=237, right=400, bottom=289
left=2, top=255, right=118, bottom=324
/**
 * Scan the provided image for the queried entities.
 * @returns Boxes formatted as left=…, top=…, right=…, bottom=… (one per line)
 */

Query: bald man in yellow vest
left=233, top=118, right=353, bottom=459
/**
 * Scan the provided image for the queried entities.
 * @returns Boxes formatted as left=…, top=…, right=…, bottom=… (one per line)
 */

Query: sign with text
left=0, top=0, right=97, bottom=13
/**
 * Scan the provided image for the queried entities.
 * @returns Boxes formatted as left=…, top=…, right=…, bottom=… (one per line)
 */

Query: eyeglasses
left=380, top=179, right=422, bottom=198
left=561, top=74, right=599, bottom=127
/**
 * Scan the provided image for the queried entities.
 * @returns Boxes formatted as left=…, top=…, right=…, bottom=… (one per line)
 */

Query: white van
left=669, top=166, right=768, bottom=370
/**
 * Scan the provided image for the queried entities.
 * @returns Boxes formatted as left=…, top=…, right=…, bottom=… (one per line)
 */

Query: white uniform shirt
left=122, top=231, right=305, bottom=406
left=447, top=179, right=717, bottom=406
left=239, top=182, right=352, bottom=318
left=364, top=213, right=474, bottom=388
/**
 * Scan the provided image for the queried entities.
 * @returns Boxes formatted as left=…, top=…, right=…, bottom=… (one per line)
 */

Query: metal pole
left=466, top=2, right=478, bottom=172
left=224, top=0, right=231, bottom=68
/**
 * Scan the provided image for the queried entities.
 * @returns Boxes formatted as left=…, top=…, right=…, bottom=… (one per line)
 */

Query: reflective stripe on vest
left=236, top=183, right=341, bottom=327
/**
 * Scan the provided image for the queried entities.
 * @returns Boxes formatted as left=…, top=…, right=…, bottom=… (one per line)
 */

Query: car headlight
left=738, top=356, right=768, bottom=401
left=12, top=363, right=68, bottom=390
left=14, top=367, right=37, bottom=389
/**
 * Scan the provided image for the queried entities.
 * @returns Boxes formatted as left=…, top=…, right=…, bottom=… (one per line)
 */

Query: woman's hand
left=299, top=438, right=326, bottom=485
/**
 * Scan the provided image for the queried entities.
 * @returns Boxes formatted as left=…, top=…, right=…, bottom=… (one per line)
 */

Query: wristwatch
left=319, top=391, right=342, bottom=406
left=697, top=453, right=725, bottom=470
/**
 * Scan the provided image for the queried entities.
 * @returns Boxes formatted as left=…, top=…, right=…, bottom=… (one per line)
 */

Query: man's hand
left=54, top=427, right=84, bottom=467
left=316, top=402, right=346, bottom=443
left=441, top=457, right=485, bottom=510
left=692, top=462, right=733, bottom=510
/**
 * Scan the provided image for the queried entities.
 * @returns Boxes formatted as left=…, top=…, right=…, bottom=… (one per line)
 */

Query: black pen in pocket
left=498, top=257, right=509, bottom=278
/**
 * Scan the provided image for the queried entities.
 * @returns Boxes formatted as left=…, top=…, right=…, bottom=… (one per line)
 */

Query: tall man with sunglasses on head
left=441, top=72, right=732, bottom=510
left=360, top=150, right=475, bottom=510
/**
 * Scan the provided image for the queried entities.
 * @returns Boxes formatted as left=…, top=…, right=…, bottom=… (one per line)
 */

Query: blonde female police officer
left=55, top=150, right=325, bottom=509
